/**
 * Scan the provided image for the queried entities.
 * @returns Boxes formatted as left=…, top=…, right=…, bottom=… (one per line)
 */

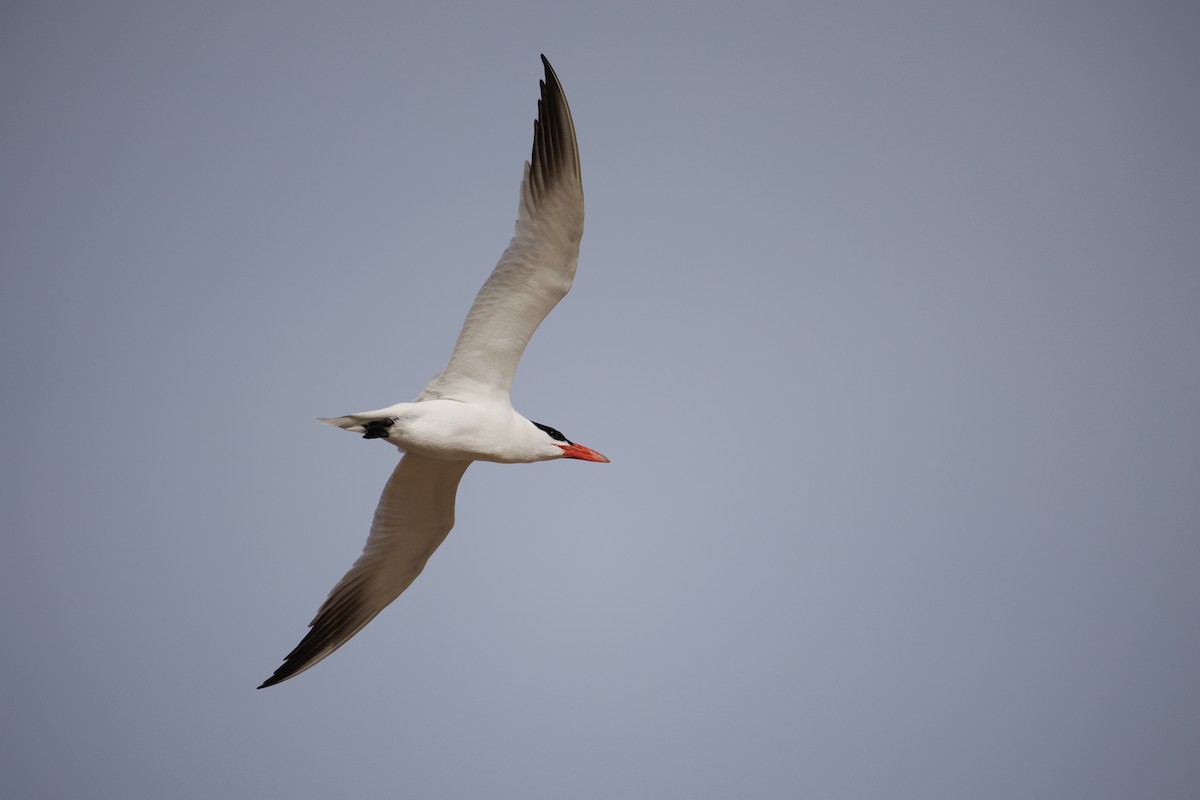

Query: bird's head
left=532, top=421, right=610, bottom=462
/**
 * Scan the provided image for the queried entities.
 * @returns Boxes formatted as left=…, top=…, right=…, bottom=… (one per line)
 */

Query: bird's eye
left=532, top=421, right=571, bottom=444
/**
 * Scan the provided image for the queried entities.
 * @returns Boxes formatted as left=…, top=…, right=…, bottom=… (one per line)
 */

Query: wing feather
left=419, top=55, right=583, bottom=402
left=259, top=454, right=471, bottom=688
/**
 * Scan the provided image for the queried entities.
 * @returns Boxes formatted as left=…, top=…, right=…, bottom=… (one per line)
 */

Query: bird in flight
left=260, top=56, right=607, bottom=689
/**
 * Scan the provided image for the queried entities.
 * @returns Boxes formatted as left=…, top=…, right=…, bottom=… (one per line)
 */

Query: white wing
left=259, top=454, right=471, bottom=688
left=419, top=55, right=584, bottom=403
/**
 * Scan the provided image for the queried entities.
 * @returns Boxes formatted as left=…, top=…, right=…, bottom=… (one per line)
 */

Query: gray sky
left=3, top=1, right=1199, bottom=798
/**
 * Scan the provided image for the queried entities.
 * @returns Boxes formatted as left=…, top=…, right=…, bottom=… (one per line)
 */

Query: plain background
left=3, top=2, right=1198, bottom=798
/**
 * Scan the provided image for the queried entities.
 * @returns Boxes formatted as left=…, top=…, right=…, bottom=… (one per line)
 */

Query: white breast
left=384, top=400, right=557, bottom=463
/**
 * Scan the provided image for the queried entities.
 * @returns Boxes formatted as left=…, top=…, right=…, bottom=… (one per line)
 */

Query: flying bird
left=259, top=56, right=606, bottom=689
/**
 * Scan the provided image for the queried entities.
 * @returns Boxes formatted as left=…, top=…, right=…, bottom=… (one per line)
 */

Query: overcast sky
left=3, top=2, right=1199, bottom=798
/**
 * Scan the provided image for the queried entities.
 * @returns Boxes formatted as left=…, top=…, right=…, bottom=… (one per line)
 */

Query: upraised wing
left=259, top=454, right=471, bottom=688
left=418, top=55, right=584, bottom=403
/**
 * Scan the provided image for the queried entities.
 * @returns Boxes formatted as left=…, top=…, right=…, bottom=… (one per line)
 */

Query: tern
left=259, top=56, right=607, bottom=689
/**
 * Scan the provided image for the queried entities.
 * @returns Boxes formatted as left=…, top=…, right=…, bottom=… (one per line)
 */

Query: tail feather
left=320, top=405, right=407, bottom=436
left=319, top=415, right=367, bottom=433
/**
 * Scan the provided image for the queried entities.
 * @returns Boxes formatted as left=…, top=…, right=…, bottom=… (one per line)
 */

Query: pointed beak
left=557, top=442, right=610, bottom=463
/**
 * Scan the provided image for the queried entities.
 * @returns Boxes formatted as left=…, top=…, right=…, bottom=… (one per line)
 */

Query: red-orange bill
left=558, top=443, right=610, bottom=462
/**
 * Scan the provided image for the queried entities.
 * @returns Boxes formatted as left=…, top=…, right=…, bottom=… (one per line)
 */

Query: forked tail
left=319, top=414, right=367, bottom=433
left=320, top=411, right=397, bottom=440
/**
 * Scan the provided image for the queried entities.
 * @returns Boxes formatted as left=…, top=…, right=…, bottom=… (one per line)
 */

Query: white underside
left=323, top=399, right=564, bottom=463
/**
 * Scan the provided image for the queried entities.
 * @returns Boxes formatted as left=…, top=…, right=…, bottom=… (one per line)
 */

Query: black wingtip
left=257, top=667, right=290, bottom=690
left=539, top=54, right=561, bottom=90
left=255, top=651, right=316, bottom=690
left=526, top=53, right=580, bottom=206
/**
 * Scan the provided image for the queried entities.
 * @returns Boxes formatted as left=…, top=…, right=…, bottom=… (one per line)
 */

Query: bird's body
left=324, top=400, right=571, bottom=464
left=259, top=56, right=606, bottom=689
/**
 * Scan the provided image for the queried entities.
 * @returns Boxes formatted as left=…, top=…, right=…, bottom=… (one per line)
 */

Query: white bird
left=259, top=56, right=607, bottom=689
